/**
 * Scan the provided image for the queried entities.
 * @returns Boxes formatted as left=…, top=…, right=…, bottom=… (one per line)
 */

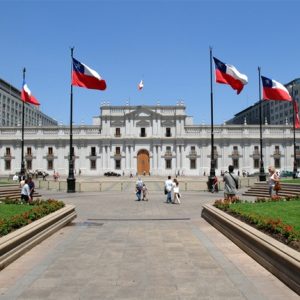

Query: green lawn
left=0, top=204, right=33, bottom=220
left=229, top=200, right=300, bottom=231
left=281, top=178, right=300, bottom=184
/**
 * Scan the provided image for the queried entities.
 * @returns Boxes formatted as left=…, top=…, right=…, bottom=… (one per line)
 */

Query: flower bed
left=213, top=196, right=300, bottom=252
left=0, top=199, right=65, bottom=237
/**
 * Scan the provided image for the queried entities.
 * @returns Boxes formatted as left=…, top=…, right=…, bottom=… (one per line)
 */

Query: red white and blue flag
left=261, top=76, right=291, bottom=101
left=294, top=100, right=300, bottom=128
left=213, top=57, right=248, bottom=94
left=72, top=58, right=106, bottom=90
left=138, top=80, right=144, bottom=90
left=21, top=82, right=40, bottom=106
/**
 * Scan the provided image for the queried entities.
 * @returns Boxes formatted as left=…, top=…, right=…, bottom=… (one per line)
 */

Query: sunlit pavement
left=0, top=187, right=298, bottom=300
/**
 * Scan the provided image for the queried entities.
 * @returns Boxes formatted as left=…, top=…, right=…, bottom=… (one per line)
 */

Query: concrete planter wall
left=202, top=204, right=300, bottom=295
left=35, top=177, right=258, bottom=192
left=0, top=205, right=76, bottom=270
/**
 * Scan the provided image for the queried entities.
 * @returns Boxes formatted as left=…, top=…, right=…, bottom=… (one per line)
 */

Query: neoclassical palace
left=0, top=104, right=299, bottom=176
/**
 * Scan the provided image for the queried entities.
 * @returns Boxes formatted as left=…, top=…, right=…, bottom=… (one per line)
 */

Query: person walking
left=223, top=165, right=239, bottom=201
left=212, top=176, right=219, bottom=193
left=142, top=183, right=149, bottom=201
left=268, top=166, right=280, bottom=197
left=173, top=179, right=181, bottom=204
left=164, top=176, right=174, bottom=203
left=135, top=177, right=143, bottom=201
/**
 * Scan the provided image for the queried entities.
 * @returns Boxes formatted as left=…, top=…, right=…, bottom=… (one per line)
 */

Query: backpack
left=229, top=173, right=239, bottom=189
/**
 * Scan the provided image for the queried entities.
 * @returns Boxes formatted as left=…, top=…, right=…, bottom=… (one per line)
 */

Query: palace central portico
left=0, top=103, right=299, bottom=176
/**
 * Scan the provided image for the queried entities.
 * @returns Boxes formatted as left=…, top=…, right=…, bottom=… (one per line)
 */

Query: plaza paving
left=0, top=184, right=298, bottom=299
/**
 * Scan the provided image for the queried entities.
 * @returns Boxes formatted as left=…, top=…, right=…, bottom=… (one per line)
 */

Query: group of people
left=214, top=164, right=282, bottom=200
left=135, top=175, right=181, bottom=204
left=135, top=177, right=149, bottom=201
left=164, top=176, right=181, bottom=204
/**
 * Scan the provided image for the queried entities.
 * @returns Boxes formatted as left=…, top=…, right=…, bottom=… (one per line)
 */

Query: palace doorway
left=137, top=149, right=150, bottom=175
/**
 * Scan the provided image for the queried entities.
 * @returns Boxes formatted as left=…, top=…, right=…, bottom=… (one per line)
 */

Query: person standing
left=28, top=177, right=35, bottom=201
left=135, top=177, right=143, bottom=201
left=223, top=165, right=239, bottom=201
left=21, top=179, right=31, bottom=203
left=142, top=183, right=149, bottom=201
left=268, top=166, right=280, bottom=197
left=164, top=176, right=174, bottom=203
left=173, top=179, right=181, bottom=204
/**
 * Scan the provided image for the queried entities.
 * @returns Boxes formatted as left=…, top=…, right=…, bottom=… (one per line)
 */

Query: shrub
left=0, top=199, right=65, bottom=237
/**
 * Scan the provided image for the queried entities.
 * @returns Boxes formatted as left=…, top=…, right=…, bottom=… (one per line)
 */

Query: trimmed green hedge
left=214, top=197, right=300, bottom=244
left=0, top=199, right=65, bottom=237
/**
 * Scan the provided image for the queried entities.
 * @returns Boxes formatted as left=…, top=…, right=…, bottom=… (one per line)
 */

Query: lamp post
left=67, top=47, right=76, bottom=193
left=20, top=68, right=26, bottom=177
left=208, top=47, right=216, bottom=191
left=291, top=83, right=298, bottom=178
left=258, top=67, right=266, bottom=181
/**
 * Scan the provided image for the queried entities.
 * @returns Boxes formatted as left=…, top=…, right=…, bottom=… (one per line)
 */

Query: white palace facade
left=0, top=104, right=299, bottom=176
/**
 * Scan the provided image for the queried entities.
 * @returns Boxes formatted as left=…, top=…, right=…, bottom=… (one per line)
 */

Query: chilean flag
left=72, top=58, right=106, bottom=90
left=261, top=76, right=291, bottom=101
left=21, top=82, right=40, bottom=106
left=138, top=80, right=144, bottom=90
left=294, top=100, right=300, bottom=128
left=213, top=57, right=248, bottom=94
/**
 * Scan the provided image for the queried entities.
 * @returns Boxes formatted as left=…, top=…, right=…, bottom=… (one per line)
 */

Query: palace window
left=27, top=147, right=32, bottom=155
left=5, top=160, right=11, bottom=170
left=90, top=160, right=96, bottom=170
left=115, top=128, right=121, bottom=137
left=166, top=127, right=171, bottom=137
left=5, top=147, right=11, bottom=156
left=91, top=146, right=96, bottom=156
left=26, top=160, right=32, bottom=170
left=233, top=158, right=239, bottom=169
left=190, top=159, right=196, bottom=169
left=116, top=147, right=121, bottom=155
left=274, top=158, right=281, bottom=169
left=140, top=128, right=146, bottom=137
left=115, top=160, right=121, bottom=170
left=48, top=147, right=53, bottom=155
left=47, top=160, right=53, bottom=170
left=254, top=158, right=259, bottom=169
left=165, top=159, right=172, bottom=169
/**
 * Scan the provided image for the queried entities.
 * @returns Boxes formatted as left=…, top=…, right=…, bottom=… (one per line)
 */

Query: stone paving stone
left=0, top=189, right=299, bottom=299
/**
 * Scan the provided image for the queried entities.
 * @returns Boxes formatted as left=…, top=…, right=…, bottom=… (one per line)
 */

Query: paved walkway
left=0, top=188, right=298, bottom=299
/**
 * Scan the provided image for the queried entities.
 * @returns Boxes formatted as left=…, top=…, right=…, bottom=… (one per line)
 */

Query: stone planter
left=202, top=204, right=300, bottom=295
left=0, top=204, right=76, bottom=270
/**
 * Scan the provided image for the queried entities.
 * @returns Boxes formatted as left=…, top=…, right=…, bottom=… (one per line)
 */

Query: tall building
left=227, top=78, right=300, bottom=125
left=0, top=78, right=57, bottom=127
left=0, top=104, right=299, bottom=176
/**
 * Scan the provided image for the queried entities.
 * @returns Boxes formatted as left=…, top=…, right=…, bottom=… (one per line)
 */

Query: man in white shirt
left=164, top=176, right=174, bottom=203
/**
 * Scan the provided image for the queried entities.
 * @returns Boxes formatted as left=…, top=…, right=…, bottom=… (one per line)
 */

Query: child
left=142, top=183, right=148, bottom=201
left=173, top=180, right=181, bottom=204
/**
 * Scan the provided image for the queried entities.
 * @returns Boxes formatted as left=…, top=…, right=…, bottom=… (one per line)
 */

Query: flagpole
left=258, top=67, right=266, bottom=181
left=20, top=68, right=26, bottom=177
left=292, top=83, right=297, bottom=178
left=208, top=46, right=215, bottom=191
left=67, top=47, right=76, bottom=193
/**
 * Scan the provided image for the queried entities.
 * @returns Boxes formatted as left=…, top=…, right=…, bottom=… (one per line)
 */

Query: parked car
left=104, top=172, right=121, bottom=177
left=247, top=172, right=260, bottom=177
left=28, top=170, right=49, bottom=179
left=279, top=170, right=293, bottom=178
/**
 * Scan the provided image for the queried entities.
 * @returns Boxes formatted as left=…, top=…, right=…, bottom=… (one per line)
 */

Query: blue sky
left=1, top=0, right=299, bottom=125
